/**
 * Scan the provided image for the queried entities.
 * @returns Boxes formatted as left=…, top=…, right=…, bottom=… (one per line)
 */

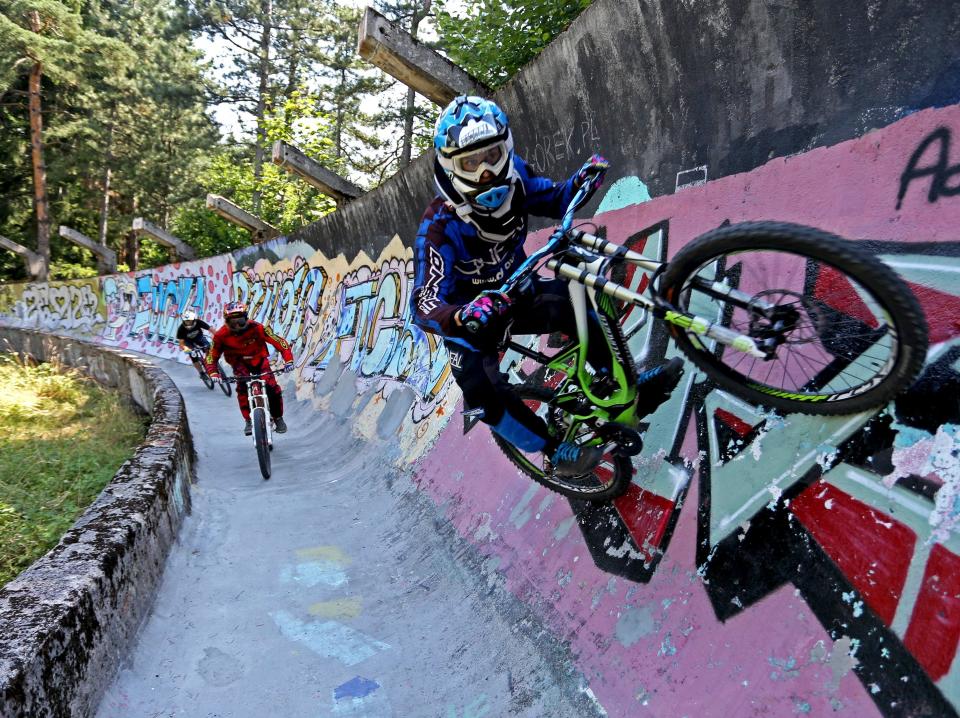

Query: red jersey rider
left=206, top=301, right=294, bottom=435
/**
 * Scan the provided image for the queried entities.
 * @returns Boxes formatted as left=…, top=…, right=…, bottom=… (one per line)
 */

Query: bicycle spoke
left=676, top=244, right=912, bottom=400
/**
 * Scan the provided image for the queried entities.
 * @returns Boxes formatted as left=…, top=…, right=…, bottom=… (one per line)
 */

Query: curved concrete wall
left=0, top=329, right=193, bottom=717
left=1, top=0, right=959, bottom=715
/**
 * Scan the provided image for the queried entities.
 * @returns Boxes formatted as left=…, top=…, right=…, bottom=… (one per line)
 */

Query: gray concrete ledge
left=0, top=328, right=193, bottom=718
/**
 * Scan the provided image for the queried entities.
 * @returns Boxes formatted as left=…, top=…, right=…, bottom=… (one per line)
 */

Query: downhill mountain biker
left=410, top=96, right=683, bottom=477
left=177, top=309, right=213, bottom=373
left=205, top=302, right=295, bottom=436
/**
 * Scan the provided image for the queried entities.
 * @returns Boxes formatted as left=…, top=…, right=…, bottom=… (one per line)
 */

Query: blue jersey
left=411, top=155, right=578, bottom=344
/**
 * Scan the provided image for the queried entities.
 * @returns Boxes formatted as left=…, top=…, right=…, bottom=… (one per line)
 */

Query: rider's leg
left=446, top=340, right=603, bottom=475
left=509, top=277, right=609, bottom=372
left=263, top=372, right=287, bottom=432
left=445, top=341, right=551, bottom=453
left=233, top=364, right=253, bottom=434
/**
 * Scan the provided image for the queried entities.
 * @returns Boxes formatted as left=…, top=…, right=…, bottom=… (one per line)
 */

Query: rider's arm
left=515, top=154, right=577, bottom=220
left=205, top=329, right=224, bottom=376
left=261, top=325, right=293, bottom=363
left=175, top=324, right=189, bottom=352
left=410, top=200, right=463, bottom=337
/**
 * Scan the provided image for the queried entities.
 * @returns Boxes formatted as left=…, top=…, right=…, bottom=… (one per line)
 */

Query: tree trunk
left=400, top=1, right=429, bottom=168
left=335, top=67, right=344, bottom=158
left=125, top=230, right=139, bottom=272
left=98, top=120, right=115, bottom=246
left=28, top=11, right=50, bottom=282
left=251, top=0, right=273, bottom=215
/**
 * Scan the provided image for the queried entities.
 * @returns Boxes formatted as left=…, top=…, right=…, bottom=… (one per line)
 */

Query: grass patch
left=0, top=354, right=147, bottom=586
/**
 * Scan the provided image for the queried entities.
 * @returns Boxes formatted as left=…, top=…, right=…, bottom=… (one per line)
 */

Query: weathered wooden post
left=357, top=6, right=489, bottom=105
left=204, top=195, right=280, bottom=244
left=58, top=226, right=117, bottom=274
left=131, top=218, right=196, bottom=261
left=270, top=142, right=364, bottom=205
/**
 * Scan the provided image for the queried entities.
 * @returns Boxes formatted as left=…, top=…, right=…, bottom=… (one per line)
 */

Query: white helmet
left=181, top=309, right=198, bottom=325
left=433, top=96, right=526, bottom=243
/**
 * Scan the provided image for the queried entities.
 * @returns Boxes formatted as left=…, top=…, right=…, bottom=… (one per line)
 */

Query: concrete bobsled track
left=95, top=356, right=607, bottom=717
left=2, top=0, right=960, bottom=715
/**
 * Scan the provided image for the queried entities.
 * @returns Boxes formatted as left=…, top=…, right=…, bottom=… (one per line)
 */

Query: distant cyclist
left=206, top=302, right=294, bottom=436
left=410, top=96, right=682, bottom=477
left=176, top=309, right=213, bottom=374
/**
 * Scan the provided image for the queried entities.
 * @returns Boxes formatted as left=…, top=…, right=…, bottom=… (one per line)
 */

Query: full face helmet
left=433, top=96, right=526, bottom=243
left=181, top=309, right=198, bottom=328
left=223, top=301, right=249, bottom=332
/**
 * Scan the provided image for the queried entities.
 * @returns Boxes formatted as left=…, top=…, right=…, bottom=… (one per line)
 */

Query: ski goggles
left=452, top=141, right=508, bottom=183
left=226, top=315, right=248, bottom=330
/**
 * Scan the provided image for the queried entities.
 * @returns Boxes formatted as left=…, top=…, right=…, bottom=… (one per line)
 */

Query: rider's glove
left=284, top=361, right=294, bottom=373
left=574, top=154, right=610, bottom=189
left=457, top=292, right=511, bottom=333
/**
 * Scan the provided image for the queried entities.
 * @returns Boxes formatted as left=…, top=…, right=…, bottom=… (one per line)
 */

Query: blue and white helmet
left=433, top=96, right=525, bottom=243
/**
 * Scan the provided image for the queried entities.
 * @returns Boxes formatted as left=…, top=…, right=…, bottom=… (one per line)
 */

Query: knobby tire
left=658, top=222, right=928, bottom=415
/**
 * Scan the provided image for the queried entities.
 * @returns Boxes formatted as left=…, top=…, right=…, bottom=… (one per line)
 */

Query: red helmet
left=223, top=301, right=249, bottom=331
left=223, top=301, right=248, bottom=318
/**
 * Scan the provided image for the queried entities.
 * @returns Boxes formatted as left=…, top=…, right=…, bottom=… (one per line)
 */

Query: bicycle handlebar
left=497, top=174, right=598, bottom=298
left=218, top=365, right=294, bottom=383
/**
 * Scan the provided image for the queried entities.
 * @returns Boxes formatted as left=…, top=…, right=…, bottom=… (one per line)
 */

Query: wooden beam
left=58, top=225, right=117, bottom=273
left=0, top=234, right=44, bottom=279
left=131, top=218, right=196, bottom=260
left=357, top=6, right=489, bottom=106
left=271, top=142, right=363, bottom=204
left=205, top=194, right=280, bottom=243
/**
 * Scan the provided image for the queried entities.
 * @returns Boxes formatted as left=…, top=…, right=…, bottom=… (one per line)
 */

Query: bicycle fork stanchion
left=546, top=259, right=767, bottom=359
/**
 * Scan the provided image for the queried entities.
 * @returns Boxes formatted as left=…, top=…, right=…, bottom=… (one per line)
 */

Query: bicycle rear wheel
left=658, top=222, right=928, bottom=415
left=253, top=409, right=271, bottom=479
left=492, top=387, right=632, bottom=503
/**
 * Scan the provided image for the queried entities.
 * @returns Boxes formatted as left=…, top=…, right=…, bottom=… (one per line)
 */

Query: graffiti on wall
left=11, top=279, right=104, bottom=330
left=232, top=256, right=326, bottom=353
left=294, top=240, right=453, bottom=423
left=541, top=107, right=960, bottom=716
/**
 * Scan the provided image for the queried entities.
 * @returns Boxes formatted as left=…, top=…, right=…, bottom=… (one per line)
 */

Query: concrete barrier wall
left=0, top=329, right=193, bottom=718
left=1, top=0, right=959, bottom=715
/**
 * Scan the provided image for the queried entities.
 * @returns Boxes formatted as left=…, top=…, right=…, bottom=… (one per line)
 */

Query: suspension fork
left=547, top=253, right=768, bottom=359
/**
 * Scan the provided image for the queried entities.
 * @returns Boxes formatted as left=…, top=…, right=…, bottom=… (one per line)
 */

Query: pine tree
left=0, top=0, right=131, bottom=280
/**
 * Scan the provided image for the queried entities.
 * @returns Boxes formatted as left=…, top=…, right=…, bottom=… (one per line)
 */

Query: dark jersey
left=176, top=319, right=211, bottom=347
left=410, top=155, right=577, bottom=348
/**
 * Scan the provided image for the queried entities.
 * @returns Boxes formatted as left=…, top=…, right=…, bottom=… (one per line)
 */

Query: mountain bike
left=222, top=365, right=291, bottom=480
left=186, top=346, right=232, bottom=396
left=478, top=173, right=928, bottom=502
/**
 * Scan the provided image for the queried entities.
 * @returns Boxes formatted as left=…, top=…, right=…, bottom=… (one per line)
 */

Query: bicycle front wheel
left=199, top=368, right=214, bottom=390
left=658, top=222, right=928, bottom=415
left=253, top=409, right=271, bottom=479
left=218, top=361, right=232, bottom=396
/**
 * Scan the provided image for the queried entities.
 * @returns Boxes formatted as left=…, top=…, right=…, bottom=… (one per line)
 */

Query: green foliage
left=0, top=354, right=146, bottom=586
left=49, top=261, right=99, bottom=280
left=0, top=0, right=216, bottom=280
left=434, top=0, right=593, bottom=88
